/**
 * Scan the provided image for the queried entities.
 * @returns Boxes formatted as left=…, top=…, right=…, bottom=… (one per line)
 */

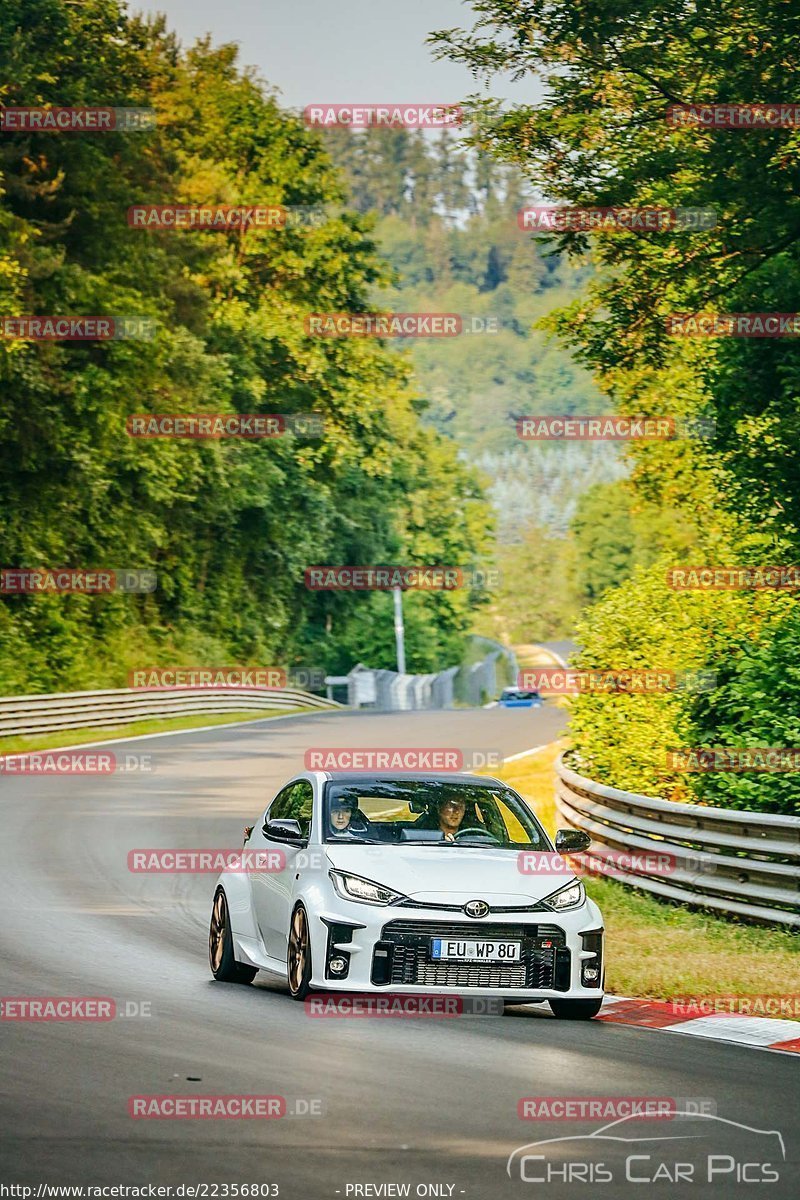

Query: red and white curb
left=596, top=996, right=800, bottom=1055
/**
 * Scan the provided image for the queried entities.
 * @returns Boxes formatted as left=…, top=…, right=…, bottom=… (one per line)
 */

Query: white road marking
left=501, top=743, right=551, bottom=765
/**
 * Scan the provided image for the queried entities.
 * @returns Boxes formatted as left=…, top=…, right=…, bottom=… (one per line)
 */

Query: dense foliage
left=570, top=561, right=800, bottom=814
left=324, top=127, right=619, bottom=544
left=324, top=126, right=630, bottom=641
left=0, top=0, right=494, bottom=692
left=433, top=0, right=800, bottom=811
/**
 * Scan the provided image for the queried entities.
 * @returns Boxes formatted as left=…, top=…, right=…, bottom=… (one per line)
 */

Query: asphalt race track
left=1, top=706, right=798, bottom=1198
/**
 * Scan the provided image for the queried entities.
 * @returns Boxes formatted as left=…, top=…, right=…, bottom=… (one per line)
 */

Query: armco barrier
left=0, top=686, right=341, bottom=739
left=556, top=755, right=800, bottom=927
left=333, top=642, right=517, bottom=711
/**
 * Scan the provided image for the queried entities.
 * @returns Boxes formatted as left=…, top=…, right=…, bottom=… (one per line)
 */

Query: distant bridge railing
left=0, top=686, right=340, bottom=739
left=556, top=755, right=800, bottom=928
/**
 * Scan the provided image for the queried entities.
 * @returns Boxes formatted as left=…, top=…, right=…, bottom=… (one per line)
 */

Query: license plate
left=430, top=938, right=521, bottom=962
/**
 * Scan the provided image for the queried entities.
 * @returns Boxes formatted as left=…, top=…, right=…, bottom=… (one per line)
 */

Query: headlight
left=543, top=879, right=585, bottom=911
left=329, top=870, right=404, bottom=906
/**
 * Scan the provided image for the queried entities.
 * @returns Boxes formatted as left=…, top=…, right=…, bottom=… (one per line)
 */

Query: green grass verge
left=490, top=741, right=800, bottom=1008
left=0, top=707, right=314, bottom=755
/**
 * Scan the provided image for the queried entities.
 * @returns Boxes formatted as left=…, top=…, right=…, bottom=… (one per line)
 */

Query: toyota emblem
left=464, top=899, right=490, bottom=918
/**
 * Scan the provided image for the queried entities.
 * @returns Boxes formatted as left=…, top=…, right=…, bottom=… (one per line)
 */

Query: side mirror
left=263, top=818, right=305, bottom=844
left=554, top=828, right=591, bottom=854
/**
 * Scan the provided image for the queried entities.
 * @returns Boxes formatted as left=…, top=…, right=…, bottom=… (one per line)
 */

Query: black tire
left=209, top=887, right=258, bottom=983
left=548, top=997, right=604, bottom=1020
left=287, top=903, right=313, bottom=1000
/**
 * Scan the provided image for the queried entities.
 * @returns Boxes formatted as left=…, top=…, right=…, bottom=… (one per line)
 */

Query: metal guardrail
left=0, top=686, right=341, bottom=738
left=332, top=644, right=517, bottom=711
left=556, top=755, right=800, bottom=927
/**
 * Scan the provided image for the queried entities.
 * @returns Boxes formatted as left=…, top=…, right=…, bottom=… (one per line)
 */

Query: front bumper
left=310, top=898, right=604, bottom=999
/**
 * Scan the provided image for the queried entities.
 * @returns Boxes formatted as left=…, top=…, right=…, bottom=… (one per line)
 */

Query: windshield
left=323, top=779, right=550, bottom=848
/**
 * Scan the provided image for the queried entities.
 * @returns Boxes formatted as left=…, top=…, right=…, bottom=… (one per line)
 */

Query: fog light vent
left=580, top=928, right=604, bottom=988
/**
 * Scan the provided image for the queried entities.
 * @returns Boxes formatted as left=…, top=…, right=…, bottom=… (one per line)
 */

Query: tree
left=431, top=0, right=800, bottom=548
left=0, top=0, right=493, bottom=691
left=477, top=522, right=578, bottom=644
left=570, top=479, right=701, bottom=605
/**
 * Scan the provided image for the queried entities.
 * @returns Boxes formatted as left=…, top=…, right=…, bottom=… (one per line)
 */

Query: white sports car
left=208, top=771, right=605, bottom=1018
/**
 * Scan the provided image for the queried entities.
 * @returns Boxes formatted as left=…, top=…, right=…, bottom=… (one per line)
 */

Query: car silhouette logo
left=464, top=899, right=490, bottom=918
left=507, top=1112, right=786, bottom=1179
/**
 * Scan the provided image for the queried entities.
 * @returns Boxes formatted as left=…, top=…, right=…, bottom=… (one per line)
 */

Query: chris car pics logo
left=507, top=1113, right=784, bottom=1185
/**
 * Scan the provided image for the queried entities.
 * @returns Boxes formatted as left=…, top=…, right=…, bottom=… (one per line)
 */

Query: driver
left=437, top=795, right=467, bottom=841
left=417, top=794, right=469, bottom=841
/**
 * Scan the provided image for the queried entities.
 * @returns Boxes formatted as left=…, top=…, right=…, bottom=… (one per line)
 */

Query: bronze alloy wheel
left=288, top=904, right=312, bottom=999
left=208, top=887, right=258, bottom=984
left=209, top=889, right=227, bottom=974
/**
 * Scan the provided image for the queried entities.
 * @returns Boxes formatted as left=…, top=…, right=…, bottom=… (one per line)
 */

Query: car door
left=251, top=780, right=314, bottom=960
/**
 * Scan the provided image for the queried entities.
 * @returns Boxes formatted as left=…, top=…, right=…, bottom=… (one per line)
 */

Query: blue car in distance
left=498, top=686, right=543, bottom=709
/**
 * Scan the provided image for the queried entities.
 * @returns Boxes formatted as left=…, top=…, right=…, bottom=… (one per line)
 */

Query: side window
left=265, top=785, right=294, bottom=825
left=266, top=780, right=314, bottom=838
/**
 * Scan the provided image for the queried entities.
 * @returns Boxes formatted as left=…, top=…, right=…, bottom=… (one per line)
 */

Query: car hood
left=324, top=843, right=575, bottom=906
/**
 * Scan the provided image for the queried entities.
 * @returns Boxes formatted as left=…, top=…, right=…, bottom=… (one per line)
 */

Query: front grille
left=377, top=920, right=566, bottom=990
left=383, top=921, right=564, bottom=940
left=396, top=899, right=549, bottom=914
